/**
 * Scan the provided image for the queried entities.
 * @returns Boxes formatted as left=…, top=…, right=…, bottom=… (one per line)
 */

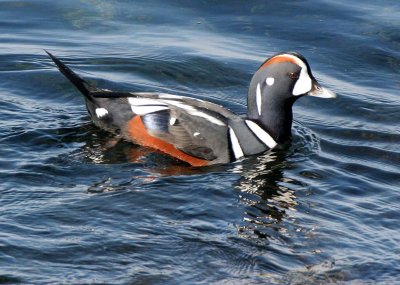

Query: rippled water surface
left=1, top=1, right=400, bottom=284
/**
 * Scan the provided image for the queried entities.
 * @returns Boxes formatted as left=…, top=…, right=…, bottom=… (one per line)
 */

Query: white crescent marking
left=245, top=120, right=277, bottom=149
left=229, top=127, right=244, bottom=159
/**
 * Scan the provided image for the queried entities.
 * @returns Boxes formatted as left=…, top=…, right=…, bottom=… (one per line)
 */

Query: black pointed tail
left=45, top=50, right=95, bottom=101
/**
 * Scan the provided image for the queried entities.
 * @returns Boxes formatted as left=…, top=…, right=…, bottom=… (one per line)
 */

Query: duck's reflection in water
left=230, top=152, right=303, bottom=240
left=75, top=134, right=335, bottom=282
left=80, top=134, right=304, bottom=240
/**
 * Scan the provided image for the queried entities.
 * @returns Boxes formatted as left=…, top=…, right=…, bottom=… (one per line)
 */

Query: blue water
left=1, top=1, right=400, bottom=284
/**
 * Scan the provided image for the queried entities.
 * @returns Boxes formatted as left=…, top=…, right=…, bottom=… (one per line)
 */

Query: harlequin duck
left=46, top=51, right=335, bottom=166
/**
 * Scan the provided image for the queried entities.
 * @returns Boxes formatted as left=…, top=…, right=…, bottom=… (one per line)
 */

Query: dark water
left=1, top=1, right=400, bottom=284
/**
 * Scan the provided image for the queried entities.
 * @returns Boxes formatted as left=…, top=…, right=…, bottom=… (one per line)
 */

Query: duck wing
left=92, top=91, right=239, bottom=165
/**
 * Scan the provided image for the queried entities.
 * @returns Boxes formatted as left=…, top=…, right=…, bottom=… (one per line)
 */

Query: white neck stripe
left=256, top=83, right=262, bottom=116
left=245, top=120, right=277, bottom=149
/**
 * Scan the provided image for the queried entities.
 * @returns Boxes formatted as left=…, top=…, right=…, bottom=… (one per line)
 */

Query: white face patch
left=193, top=132, right=200, bottom=137
left=275, top=54, right=313, bottom=96
left=266, top=77, right=275, bottom=86
left=229, top=127, right=244, bottom=159
left=256, top=83, right=262, bottom=116
left=95, top=108, right=108, bottom=118
left=292, top=67, right=312, bottom=96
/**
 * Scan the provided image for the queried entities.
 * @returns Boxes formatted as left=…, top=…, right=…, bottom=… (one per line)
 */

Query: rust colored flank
left=127, top=115, right=209, bottom=167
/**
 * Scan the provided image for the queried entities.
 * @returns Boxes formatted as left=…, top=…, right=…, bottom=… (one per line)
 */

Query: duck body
left=46, top=51, right=335, bottom=166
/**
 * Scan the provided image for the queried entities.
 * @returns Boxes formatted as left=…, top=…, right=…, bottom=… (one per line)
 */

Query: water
left=1, top=0, right=399, bottom=284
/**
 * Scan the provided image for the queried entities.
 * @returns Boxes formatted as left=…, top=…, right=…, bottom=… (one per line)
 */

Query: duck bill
left=307, top=82, right=336, bottom=98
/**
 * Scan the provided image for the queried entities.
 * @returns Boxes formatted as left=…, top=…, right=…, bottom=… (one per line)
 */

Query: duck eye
left=288, top=72, right=299, bottom=80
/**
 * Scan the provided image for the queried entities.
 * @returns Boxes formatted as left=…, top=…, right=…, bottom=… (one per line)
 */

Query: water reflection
left=58, top=127, right=339, bottom=282
left=79, top=130, right=305, bottom=241
left=230, top=152, right=301, bottom=239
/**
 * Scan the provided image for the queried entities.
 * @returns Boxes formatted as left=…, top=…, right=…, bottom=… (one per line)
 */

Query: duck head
left=247, top=52, right=336, bottom=144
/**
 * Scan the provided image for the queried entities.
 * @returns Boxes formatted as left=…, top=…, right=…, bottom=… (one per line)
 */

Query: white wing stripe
left=128, top=97, right=226, bottom=126
left=130, top=105, right=169, bottom=115
left=189, top=110, right=225, bottom=126
left=165, top=100, right=225, bottom=126
left=128, top=97, right=168, bottom=106
left=164, top=100, right=195, bottom=111
left=245, top=120, right=277, bottom=149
